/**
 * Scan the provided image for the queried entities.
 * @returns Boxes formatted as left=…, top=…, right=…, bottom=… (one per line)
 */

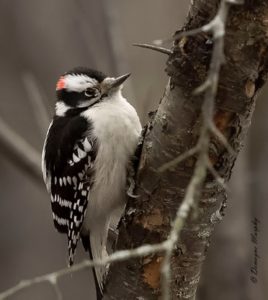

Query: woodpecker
left=42, top=67, right=142, bottom=298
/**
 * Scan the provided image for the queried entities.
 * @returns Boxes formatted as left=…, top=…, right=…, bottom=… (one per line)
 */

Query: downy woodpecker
left=42, top=67, right=142, bottom=298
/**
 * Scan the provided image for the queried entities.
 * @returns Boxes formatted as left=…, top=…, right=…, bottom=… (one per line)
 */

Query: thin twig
left=193, top=78, right=212, bottom=95
left=209, top=122, right=236, bottom=156
left=22, top=72, right=50, bottom=135
left=173, top=0, right=243, bottom=41
left=206, top=157, right=229, bottom=191
left=49, top=276, right=63, bottom=300
left=160, top=127, right=209, bottom=300
left=161, top=133, right=208, bottom=299
left=0, top=117, right=42, bottom=183
left=133, top=43, right=172, bottom=55
left=0, top=242, right=167, bottom=300
left=158, top=146, right=199, bottom=173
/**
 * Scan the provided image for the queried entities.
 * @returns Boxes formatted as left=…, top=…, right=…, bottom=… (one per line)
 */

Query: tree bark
left=198, top=148, right=251, bottom=300
left=104, top=0, right=268, bottom=299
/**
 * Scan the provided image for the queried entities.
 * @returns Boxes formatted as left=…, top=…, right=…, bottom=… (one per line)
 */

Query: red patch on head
left=56, top=76, right=65, bottom=90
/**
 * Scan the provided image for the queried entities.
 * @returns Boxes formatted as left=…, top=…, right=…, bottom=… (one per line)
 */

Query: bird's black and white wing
left=42, top=115, right=97, bottom=265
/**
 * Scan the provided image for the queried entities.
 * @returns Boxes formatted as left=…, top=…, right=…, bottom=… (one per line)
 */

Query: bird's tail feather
left=90, top=226, right=109, bottom=297
left=82, top=211, right=122, bottom=299
left=88, top=242, right=103, bottom=300
left=82, top=235, right=105, bottom=300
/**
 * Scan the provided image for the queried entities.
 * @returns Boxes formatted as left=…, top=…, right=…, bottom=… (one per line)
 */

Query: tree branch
left=104, top=0, right=268, bottom=299
left=133, top=43, right=172, bottom=55
left=0, top=243, right=168, bottom=300
left=21, top=71, right=50, bottom=135
left=0, top=117, right=42, bottom=183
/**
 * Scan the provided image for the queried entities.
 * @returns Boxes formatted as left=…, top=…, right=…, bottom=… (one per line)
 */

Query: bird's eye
left=85, top=88, right=96, bottom=98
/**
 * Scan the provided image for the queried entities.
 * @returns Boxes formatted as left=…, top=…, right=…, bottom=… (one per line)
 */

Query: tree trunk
left=104, top=0, right=268, bottom=299
left=197, top=147, right=251, bottom=300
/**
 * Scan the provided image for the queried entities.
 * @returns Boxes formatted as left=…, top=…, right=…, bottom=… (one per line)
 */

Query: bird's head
left=55, top=67, right=130, bottom=116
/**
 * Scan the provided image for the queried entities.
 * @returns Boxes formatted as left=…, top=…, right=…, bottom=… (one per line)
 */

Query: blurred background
left=0, top=1, right=266, bottom=299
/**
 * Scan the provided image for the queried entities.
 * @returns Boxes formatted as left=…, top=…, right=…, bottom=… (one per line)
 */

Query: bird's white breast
left=81, top=91, right=142, bottom=226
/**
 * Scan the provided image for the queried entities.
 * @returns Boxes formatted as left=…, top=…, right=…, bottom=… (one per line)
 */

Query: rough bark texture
left=104, top=0, right=268, bottom=299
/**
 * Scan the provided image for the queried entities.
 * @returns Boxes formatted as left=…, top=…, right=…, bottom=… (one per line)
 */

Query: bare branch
left=161, top=136, right=208, bottom=299
left=206, top=157, right=229, bottom=191
left=0, top=117, right=42, bottom=183
left=158, top=146, right=199, bottom=173
left=209, top=122, right=236, bottom=156
left=173, top=0, right=243, bottom=41
left=133, top=43, right=172, bottom=55
left=193, top=78, right=212, bottom=95
left=0, top=242, right=168, bottom=300
left=49, top=276, right=63, bottom=300
left=22, top=72, right=50, bottom=135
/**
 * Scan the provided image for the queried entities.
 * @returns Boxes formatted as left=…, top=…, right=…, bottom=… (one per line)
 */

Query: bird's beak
left=109, top=73, right=131, bottom=89
left=101, top=73, right=131, bottom=95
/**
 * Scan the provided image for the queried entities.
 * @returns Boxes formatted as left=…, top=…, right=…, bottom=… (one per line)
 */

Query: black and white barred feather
left=42, top=113, right=97, bottom=265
